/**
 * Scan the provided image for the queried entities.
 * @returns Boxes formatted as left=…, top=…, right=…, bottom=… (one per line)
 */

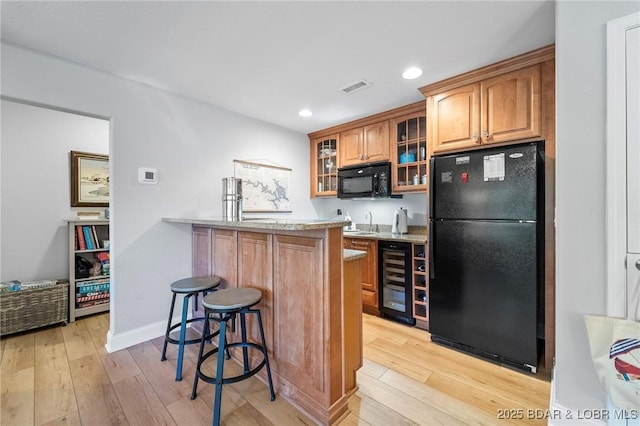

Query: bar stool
left=191, top=287, right=275, bottom=426
left=161, top=275, right=221, bottom=381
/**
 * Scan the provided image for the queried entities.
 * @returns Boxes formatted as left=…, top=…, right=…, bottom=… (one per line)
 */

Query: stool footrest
left=196, top=342, right=267, bottom=385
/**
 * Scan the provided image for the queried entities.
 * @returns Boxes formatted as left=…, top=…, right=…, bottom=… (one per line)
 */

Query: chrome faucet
left=366, top=211, right=373, bottom=232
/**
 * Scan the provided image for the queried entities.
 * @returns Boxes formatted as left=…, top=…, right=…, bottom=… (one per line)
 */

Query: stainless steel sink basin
left=343, top=231, right=377, bottom=236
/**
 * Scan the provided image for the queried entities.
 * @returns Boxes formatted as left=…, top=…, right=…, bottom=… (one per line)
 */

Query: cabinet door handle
left=636, top=259, right=640, bottom=271
left=472, top=132, right=480, bottom=144
left=481, top=130, right=490, bottom=142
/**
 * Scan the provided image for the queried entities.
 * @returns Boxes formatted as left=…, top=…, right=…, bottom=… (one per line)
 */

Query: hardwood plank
left=0, top=331, right=35, bottom=375
left=34, top=327, right=78, bottom=425
left=379, top=367, right=514, bottom=426
left=0, top=367, right=34, bottom=426
left=61, top=320, right=96, bottom=361
left=229, top=369, right=316, bottom=426
left=356, top=370, right=467, bottom=426
left=99, top=347, right=142, bottom=385
left=345, top=392, right=418, bottom=426
left=112, top=374, right=177, bottom=426
left=358, top=357, right=388, bottom=380
left=222, top=402, right=273, bottom=426
left=68, top=353, right=129, bottom=426
left=127, top=340, right=194, bottom=406
left=39, top=411, right=82, bottom=426
left=165, top=394, right=216, bottom=426
left=337, top=411, right=373, bottom=426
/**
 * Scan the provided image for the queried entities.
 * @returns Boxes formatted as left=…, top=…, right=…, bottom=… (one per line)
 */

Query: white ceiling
left=0, top=1, right=555, bottom=134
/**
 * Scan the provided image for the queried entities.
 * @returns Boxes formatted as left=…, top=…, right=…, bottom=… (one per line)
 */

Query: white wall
left=1, top=43, right=317, bottom=349
left=555, top=0, right=640, bottom=415
left=0, top=101, right=109, bottom=281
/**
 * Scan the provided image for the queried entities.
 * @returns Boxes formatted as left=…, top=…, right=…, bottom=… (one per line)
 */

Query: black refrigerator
left=429, top=141, right=544, bottom=373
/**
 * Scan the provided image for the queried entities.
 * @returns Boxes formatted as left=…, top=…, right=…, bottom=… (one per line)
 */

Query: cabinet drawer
left=362, top=289, right=378, bottom=307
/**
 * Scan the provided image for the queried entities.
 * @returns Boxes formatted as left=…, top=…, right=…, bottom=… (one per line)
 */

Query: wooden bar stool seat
left=161, top=275, right=221, bottom=381
left=191, top=287, right=275, bottom=426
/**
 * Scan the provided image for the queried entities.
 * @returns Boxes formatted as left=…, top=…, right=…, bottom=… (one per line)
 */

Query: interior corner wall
left=0, top=100, right=109, bottom=282
left=555, top=0, right=640, bottom=414
left=0, top=43, right=316, bottom=347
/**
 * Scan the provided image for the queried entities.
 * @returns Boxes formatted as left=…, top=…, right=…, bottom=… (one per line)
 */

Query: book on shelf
left=76, top=282, right=110, bottom=294
left=91, top=226, right=100, bottom=249
left=76, top=225, right=86, bottom=250
left=82, top=226, right=95, bottom=249
left=76, top=292, right=110, bottom=303
left=76, top=299, right=110, bottom=309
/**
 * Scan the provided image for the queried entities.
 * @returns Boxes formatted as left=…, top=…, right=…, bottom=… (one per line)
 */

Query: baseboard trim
left=105, top=313, right=192, bottom=353
left=548, top=373, right=606, bottom=426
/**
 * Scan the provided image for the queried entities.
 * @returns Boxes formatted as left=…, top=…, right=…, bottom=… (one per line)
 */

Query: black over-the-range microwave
left=337, top=161, right=392, bottom=199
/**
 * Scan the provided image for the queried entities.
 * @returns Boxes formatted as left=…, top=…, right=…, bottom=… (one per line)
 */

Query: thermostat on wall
left=138, top=167, right=158, bottom=184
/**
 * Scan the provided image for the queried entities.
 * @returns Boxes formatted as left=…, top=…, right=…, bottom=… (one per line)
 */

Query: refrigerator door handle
left=429, top=220, right=434, bottom=280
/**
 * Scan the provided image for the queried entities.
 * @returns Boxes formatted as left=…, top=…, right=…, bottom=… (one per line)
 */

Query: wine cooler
left=378, top=240, right=415, bottom=325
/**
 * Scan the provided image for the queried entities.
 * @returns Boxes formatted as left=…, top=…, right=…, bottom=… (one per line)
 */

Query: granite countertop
left=162, top=217, right=350, bottom=231
left=343, top=249, right=367, bottom=261
left=343, top=230, right=427, bottom=243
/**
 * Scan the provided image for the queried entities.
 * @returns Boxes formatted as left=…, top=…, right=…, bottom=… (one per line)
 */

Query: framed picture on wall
left=70, top=151, right=109, bottom=207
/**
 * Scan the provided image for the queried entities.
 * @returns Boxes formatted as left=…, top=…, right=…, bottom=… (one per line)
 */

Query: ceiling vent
left=340, top=79, right=373, bottom=94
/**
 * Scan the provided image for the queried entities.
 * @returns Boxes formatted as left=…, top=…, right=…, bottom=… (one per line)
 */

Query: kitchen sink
left=343, top=230, right=377, bottom=236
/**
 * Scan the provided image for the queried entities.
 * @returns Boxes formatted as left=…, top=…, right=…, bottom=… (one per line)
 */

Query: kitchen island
left=162, top=217, right=361, bottom=425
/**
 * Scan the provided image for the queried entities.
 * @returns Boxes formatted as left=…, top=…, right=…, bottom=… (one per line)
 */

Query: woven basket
left=0, top=281, right=68, bottom=336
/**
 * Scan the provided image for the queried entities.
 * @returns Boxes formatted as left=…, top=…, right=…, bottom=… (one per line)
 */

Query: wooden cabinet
left=339, top=121, right=389, bottom=167
left=343, top=238, right=378, bottom=315
left=190, top=225, right=356, bottom=424
left=68, top=220, right=110, bottom=322
left=310, top=135, right=338, bottom=197
left=426, top=63, right=542, bottom=155
left=412, top=242, right=428, bottom=329
left=390, top=112, right=427, bottom=193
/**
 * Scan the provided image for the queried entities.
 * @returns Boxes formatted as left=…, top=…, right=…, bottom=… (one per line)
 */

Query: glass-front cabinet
left=311, top=135, right=338, bottom=197
left=391, top=113, right=427, bottom=193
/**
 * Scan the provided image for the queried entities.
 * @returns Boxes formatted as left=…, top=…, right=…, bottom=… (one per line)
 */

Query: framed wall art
left=70, top=151, right=109, bottom=207
left=233, top=160, right=291, bottom=212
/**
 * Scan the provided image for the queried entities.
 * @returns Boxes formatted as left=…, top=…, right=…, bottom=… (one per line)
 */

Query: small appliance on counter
left=391, top=207, right=408, bottom=234
left=222, top=177, right=242, bottom=220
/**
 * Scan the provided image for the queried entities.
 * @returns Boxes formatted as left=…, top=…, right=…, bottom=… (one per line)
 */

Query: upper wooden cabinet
left=310, top=134, right=338, bottom=197
left=428, top=64, right=541, bottom=154
left=339, top=121, right=389, bottom=167
left=421, top=46, right=553, bottom=156
left=390, top=111, right=427, bottom=193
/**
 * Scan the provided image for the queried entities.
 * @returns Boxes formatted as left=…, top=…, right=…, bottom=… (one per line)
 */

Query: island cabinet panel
left=192, top=226, right=212, bottom=275
left=273, top=235, right=326, bottom=401
left=237, top=231, right=274, bottom=362
left=212, top=229, right=237, bottom=289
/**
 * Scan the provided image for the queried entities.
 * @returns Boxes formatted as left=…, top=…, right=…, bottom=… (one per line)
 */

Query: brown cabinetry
left=191, top=225, right=356, bottom=424
left=339, top=121, right=389, bottom=167
left=412, top=242, right=428, bottom=329
left=343, top=238, right=378, bottom=315
left=390, top=112, right=427, bottom=193
left=310, top=135, right=338, bottom=197
left=425, top=63, right=542, bottom=155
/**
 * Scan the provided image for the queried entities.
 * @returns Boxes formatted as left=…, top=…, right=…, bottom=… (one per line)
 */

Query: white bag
left=585, top=314, right=640, bottom=410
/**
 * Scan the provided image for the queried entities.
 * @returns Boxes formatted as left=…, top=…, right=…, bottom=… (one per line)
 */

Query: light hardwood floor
left=0, top=312, right=550, bottom=425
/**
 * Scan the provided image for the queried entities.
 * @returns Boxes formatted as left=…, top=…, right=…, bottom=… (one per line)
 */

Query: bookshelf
left=68, top=219, right=110, bottom=322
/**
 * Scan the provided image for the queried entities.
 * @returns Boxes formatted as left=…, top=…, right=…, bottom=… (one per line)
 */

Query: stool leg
left=191, top=310, right=209, bottom=399
left=161, top=292, right=178, bottom=362
left=255, top=309, right=276, bottom=401
left=175, top=293, right=190, bottom=381
left=239, top=312, right=249, bottom=374
left=212, top=318, right=228, bottom=426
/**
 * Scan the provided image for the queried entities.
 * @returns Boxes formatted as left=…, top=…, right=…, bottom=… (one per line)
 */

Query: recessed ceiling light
left=402, top=67, right=423, bottom=80
left=299, top=109, right=312, bottom=117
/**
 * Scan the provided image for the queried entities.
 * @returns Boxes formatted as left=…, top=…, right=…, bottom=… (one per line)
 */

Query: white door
left=626, top=25, right=640, bottom=321
left=607, top=13, right=640, bottom=320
